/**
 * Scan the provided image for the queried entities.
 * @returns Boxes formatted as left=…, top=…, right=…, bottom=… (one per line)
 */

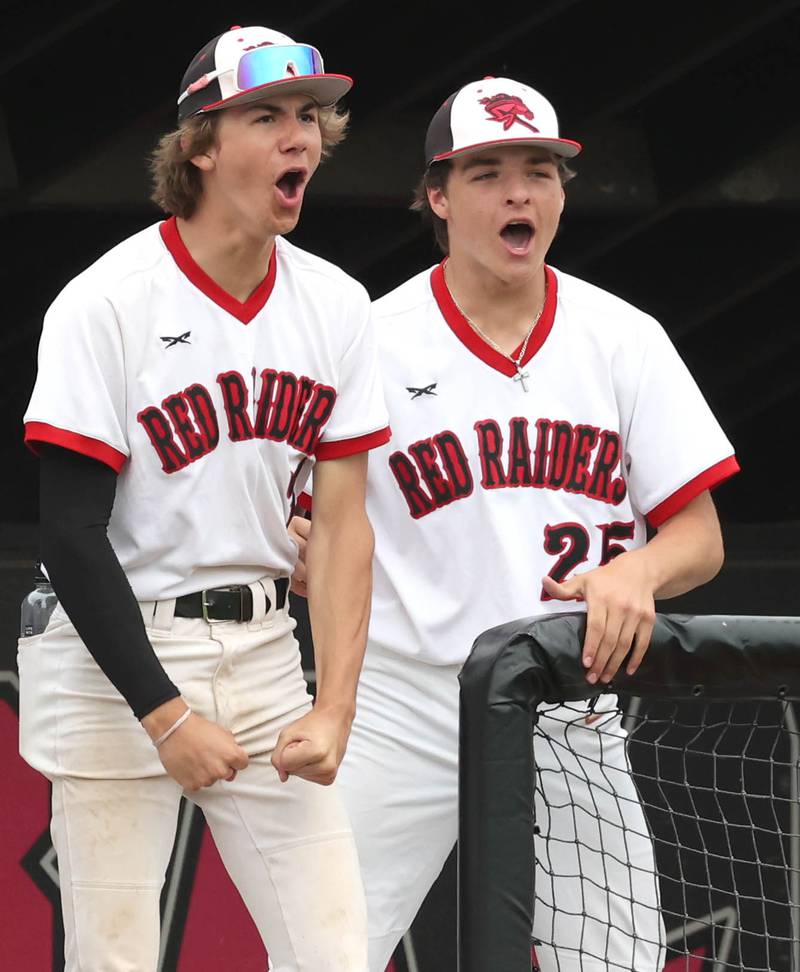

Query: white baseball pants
left=18, top=580, right=368, bottom=972
left=336, top=643, right=665, bottom=972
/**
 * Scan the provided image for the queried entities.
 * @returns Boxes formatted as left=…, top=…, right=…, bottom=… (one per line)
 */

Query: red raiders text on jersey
left=389, top=416, right=625, bottom=519
left=137, top=367, right=337, bottom=474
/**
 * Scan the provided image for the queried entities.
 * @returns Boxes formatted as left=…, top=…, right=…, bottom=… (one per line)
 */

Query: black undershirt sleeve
left=39, top=444, right=181, bottom=720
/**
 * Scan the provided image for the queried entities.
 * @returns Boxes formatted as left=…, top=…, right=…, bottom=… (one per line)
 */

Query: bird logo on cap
left=479, top=93, right=539, bottom=133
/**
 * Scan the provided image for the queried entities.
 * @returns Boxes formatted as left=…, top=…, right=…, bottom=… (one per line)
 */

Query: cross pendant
left=513, top=369, right=530, bottom=392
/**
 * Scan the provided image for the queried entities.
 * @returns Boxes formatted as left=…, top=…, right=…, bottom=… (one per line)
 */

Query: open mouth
left=275, top=169, right=306, bottom=205
left=500, top=221, right=534, bottom=253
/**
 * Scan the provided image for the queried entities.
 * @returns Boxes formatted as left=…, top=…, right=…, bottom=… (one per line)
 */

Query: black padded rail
left=456, top=612, right=800, bottom=972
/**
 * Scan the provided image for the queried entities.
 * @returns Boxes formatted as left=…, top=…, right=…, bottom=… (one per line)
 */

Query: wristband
left=153, top=707, right=192, bottom=749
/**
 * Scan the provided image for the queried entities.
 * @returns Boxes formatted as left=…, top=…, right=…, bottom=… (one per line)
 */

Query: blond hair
left=149, top=106, right=349, bottom=218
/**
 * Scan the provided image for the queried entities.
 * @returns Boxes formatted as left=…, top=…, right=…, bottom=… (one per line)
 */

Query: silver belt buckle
left=201, top=589, right=225, bottom=624
left=201, top=586, right=247, bottom=624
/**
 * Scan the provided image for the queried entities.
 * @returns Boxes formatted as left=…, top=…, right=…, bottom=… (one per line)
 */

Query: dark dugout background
left=2, top=1, right=800, bottom=968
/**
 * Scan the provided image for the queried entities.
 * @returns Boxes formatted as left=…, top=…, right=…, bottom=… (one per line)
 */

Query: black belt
left=174, top=578, right=288, bottom=623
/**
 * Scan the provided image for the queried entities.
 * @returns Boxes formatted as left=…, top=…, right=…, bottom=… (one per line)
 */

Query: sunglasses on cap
left=178, top=43, right=326, bottom=110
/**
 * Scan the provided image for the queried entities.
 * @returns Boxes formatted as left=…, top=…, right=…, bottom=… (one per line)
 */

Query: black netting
left=458, top=613, right=800, bottom=972
left=528, top=698, right=799, bottom=972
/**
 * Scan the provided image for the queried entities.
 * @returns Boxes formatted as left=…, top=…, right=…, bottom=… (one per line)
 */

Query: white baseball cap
left=424, top=76, right=581, bottom=166
left=177, top=25, right=353, bottom=122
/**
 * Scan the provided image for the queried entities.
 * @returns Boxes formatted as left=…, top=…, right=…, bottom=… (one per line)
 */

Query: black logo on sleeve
left=160, top=331, right=192, bottom=348
left=407, top=383, right=438, bottom=399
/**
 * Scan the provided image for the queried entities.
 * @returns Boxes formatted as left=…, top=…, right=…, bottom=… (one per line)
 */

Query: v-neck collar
left=430, top=259, right=557, bottom=377
left=159, top=216, right=278, bottom=325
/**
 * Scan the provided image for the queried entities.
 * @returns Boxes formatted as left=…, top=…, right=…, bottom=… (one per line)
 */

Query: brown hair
left=149, top=105, right=349, bottom=219
left=410, top=155, right=576, bottom=255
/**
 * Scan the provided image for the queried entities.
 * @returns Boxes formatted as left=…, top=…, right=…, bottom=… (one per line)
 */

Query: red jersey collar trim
left=430, top=260, right=557, bottom=377
left=159, top=216, right=277, bottom=325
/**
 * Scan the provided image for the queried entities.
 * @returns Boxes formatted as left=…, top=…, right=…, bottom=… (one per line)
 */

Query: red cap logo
left=479, top=94, right=539, bottom=133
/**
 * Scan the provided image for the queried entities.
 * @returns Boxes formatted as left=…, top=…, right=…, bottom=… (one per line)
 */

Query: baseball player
left=19, top=25, right=388, bottom=972
left=292, top=76, right=738, bottom=971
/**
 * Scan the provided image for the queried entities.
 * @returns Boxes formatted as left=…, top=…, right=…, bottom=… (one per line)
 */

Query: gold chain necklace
left=447, top=270, right=546, bottom=393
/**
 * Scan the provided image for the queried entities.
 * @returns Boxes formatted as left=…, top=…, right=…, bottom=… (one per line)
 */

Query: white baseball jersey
left=358, top=261, right=738, bottom=666
left=24, top=217, right=389, bottom=600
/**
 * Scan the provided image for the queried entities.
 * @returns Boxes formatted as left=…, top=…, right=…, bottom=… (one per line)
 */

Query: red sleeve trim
left=315, top=426, right=391, bottom=461
left=297, top=491, right=312, bottom=513
left=646, top=455, right=740, bottom=528
left=24, top=422, right=127, bottom=473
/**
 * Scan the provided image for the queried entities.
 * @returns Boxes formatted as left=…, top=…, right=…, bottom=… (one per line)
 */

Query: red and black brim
left=179, top=73, right=353, bottom=122
left=429, top=136, right=582, bottom=166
